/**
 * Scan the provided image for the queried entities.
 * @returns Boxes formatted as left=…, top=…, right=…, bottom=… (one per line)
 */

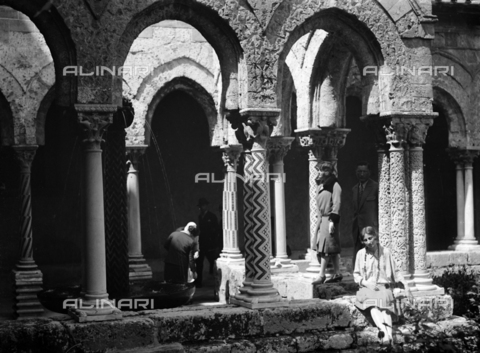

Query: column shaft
left=12, top=145, right=44, bottom=318
left=220, top=145, right=243, bottom=260
left=464, top=162, right=475, bottom=241
left=378, top=149, right=391, bottom=248
left=456, top=164, right=465, bottom=240
left=126, top=146, right=153, bottom=281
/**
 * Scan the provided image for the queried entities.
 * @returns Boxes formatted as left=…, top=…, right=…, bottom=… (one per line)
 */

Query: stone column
left=267, top=137, right=295, bottom=269
left=362, top=116, right=391, bottom=247
left=72, top=104, right=121, bottom=321
left=385, top=120, right=411, bottom=279
left=408, top=118, right=437, bottom=290
left=12, top=145, right=44, bottom=318
left=295, top=128, right=323, bottom=278
left=126, top=145, right=152, bottom=281
left=448, top=150, right=465, bottom=249
left=219, top=144, right=243, bottom=261
left=448, top=149, right=480, bottom=250
left=232, top=109, right=285, bottom=308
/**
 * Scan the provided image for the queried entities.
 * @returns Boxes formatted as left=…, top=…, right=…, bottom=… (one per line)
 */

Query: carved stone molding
left=13, top=145, right=38, bottom=173
left=267, top=137, right=294, bottom=164
left=126, top=144, right=148, bottom=169
left=221, top=144, right=243, bottom=172
left=407, top=118, right=433, bottom=147
left=75, top=104, right=117, bottom=144
left=319, top=128, right=351, bottom=161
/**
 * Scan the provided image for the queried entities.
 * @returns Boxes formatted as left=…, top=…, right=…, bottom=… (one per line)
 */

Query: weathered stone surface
left=65, top=317, right=156, bottom=351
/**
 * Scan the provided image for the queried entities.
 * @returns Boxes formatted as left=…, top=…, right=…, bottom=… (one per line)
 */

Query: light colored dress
left=353, top=245, right=404, bottom=314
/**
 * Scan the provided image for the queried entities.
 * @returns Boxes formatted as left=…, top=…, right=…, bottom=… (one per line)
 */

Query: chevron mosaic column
left=12, top=145, right=44, bottom=318
left=219, top=144, right=243, bottom=261
left=232, top=109, right=285, bottom=308
left=236, top=151, right=255, bottom=298
left=73, top=104, right=122, bottom=322
left=294, top=128, right=323, bottom=279
left=267, top=137, right=295, bottom=269
left=126, top=145, right=152, bottom=281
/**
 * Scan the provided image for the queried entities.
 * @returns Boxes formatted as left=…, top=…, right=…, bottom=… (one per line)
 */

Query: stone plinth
left=12, top=270, right=44, bottom=319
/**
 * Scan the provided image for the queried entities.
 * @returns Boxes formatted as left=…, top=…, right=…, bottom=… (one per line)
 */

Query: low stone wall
left=427, top=250, right=480, bottom=276
left=0, top=297, right=474, bottom=353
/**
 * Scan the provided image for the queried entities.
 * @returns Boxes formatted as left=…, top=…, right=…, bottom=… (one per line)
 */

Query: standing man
left=352, top=161, right=379, bottom=268
left=196, top=198, right=219, bottom=287
left=164, top=222, right=198, bottom=284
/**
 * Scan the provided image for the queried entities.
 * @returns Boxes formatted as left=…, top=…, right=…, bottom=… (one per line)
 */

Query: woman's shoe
left=378, top=330, right=385, bottom=339
left=325, top=274, right=343, bottom=283
left=312, top=276, right=326, bottom=285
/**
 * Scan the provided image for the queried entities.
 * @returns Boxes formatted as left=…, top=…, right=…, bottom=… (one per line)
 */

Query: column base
left=217, top=256, right=244, bottom=264
left=410, top=285, right=445, bottom=297
left=303, top=249, right=321, bottom=279
left=128, top=256, right=153, bottom=281
left=67, top=298, right=123, bottom=322
left=232, top=280, right=285, bottom=308
left=230, top=296, right=290, bottom=309
left=13, top=269, right=44, bottom=319
left=413, top=270, right=437, bottom=291
left=448, top=240, right=480, bottom=251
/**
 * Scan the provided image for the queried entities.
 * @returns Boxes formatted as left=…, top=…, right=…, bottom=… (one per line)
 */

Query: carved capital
left=13, top=145, right=38, bottom=173
left=75, top=104, right=116, bottom=144
left=220, top=144, right=243, bottom=172
left=407, top=118, right=434, bottom=147
left=295, top=128, right=323, bottom=160
left=267, top=137, right=294, bottom=164
left=448, top=148, right=480, bottom=165
left=385, top=120, right=408, bottom=149
left=126, top=144, right=148, bottom=169
left=239, top=109, right=280, bottom=151
left=319, top=128, right=351, bottom=161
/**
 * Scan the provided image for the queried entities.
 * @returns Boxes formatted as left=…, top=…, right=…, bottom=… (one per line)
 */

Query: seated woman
left=353, top=226, right=412, bottom=345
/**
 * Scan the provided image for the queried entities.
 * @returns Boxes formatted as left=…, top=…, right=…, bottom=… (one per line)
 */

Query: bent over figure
left=164, top=222, right=198, bottom=284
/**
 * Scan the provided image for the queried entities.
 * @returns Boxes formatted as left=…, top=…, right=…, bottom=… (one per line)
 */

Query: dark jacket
left=352, top=178, right=379, bottom=237
left=198, top=210, right=218, bottom=251
left=164, top=231, right=196, bottom=271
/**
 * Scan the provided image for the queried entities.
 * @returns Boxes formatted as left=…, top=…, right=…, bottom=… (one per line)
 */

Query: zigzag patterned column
left=237, top=151, right=254, bottom=297
left=12, top=145, right=44, bottom=318
left=219, top=144, right=243, bottom=261
left=73, top=104, right=122, bottom=322
left=126, top=145, right=152, bottom=281
left=232, top=109, right=284, bottom=308
left=295, top=128, right=323, bottom=278
left=267, top=137, right=295, bottom=268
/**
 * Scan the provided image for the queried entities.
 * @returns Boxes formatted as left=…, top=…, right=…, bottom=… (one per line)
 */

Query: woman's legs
left=370, top=307, right=392, bottom=344
left=319, top=255, right=327, bottom=276
left=332, top=254, right=340, bottom=275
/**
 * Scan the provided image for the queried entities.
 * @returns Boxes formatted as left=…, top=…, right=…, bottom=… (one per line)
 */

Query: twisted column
left=72, top=104, right=121, bottom=321
left=408, top=118, right=436, bottom=290
left=267, top=137, right=295, bottom=268
left=219, top=144, right=243, bottom=261
left=126, top=145, right=152, bottom=281
left=12, top=145, right=44, bottom=318
left=232, top=109, right=283, bottom=307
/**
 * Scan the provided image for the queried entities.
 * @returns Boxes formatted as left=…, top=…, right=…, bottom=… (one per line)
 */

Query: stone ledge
left=0, top=297, right=461, bottom=352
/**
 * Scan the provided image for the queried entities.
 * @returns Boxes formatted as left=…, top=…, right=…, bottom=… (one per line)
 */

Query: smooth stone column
left=12, top=145, right=44, bottom=318
left=463, top=151, right=480, bottom=249
left=295, top=128, right=323, bottom=279
left=408, top=119, right=436, bottom=290
left=126, top=145, right=152, bottom=281
left=219, top=144, right=243, bottom=262
left=267, top=137, right=296, bottom=270
left=232, top=109, right=285, bottom=308
left=451, top=159, right=466, bottom=247
left=73, top=104, right=122, bottom=321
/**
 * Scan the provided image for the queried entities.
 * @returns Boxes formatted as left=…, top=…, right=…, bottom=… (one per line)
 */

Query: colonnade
left=11, top=106, right=480, bottom=317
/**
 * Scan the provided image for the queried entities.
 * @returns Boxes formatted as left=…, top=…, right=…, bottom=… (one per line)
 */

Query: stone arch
left=113, top=0, right=243, bottom=111
left=142, top=76, right=217, bottom=147
left=126, top=58, right=218, bottom=146
left=271, top=7, right=387, bottom=126
left=2, top=0, right=77, bottom=107
left=0, top=89, right=14, bottom=146
left=433, top=86, right=467, bottom=149
left=309, top=34, right=354, bottom=129
left=35, top=85, right=56, bottom=146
